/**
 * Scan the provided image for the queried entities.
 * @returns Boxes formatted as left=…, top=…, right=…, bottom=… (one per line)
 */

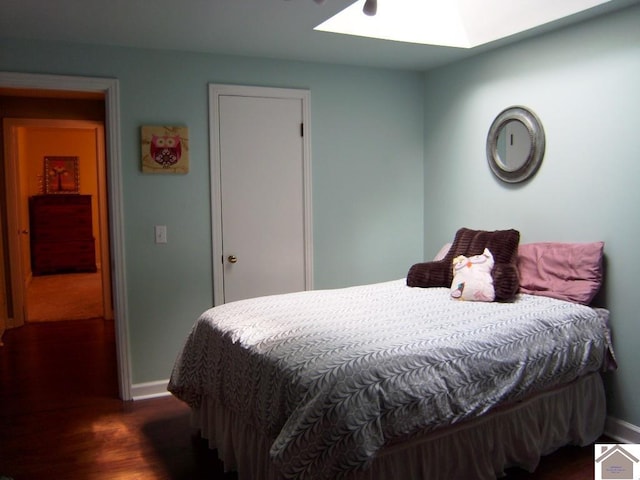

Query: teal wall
left=0, top=40, right=425, bottom=384
left=423, top=5, right=640, bottom=428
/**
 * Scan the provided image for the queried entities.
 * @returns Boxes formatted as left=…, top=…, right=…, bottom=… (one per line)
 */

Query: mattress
left=169, top=279, right=614, bottom=479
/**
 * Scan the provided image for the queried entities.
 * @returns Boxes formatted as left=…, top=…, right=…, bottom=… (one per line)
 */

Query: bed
left=168, top=230, right=616, bottom=480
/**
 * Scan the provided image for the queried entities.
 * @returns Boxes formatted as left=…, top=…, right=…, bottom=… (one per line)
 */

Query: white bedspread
left=169, top=279, right=614, bottom=479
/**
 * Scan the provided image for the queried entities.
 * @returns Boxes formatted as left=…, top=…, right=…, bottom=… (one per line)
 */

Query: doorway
left=0, top=72, right=130, bottom=400
left=3, top=119, right=113, bottom=325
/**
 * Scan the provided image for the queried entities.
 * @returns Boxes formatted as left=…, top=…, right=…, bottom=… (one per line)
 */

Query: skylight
left=315, top=0, right=612, bottom=48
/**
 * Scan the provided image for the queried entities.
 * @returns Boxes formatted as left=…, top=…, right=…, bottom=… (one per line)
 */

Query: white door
left=210, top=85, right=313, bottom=304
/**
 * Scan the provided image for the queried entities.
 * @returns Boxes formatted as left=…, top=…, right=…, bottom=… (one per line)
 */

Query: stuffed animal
left=450, top=248, right=495, bottom=302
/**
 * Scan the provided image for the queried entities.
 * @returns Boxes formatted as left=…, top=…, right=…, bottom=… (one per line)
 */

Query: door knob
left=227, top=255, right=238, bottom=264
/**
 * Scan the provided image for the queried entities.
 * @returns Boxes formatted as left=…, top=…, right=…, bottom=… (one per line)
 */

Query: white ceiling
left=1, top=0, right=638, bottom=70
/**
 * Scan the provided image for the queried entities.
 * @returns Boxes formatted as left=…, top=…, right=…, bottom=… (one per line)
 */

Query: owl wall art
left=141, top=125, right=189, bottom=174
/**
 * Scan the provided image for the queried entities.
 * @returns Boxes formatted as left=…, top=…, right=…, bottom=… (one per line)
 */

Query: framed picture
left=141, top=125, right=189, bottom=174
left=44, top=156, right=80, bottom=194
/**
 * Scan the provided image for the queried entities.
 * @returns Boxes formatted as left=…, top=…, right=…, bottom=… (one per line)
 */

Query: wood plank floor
left=0, top=319, right=605, bottom=479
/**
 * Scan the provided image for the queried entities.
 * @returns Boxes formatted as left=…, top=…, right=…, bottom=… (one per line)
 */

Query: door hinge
left=300, top=123, right=304, bottom=137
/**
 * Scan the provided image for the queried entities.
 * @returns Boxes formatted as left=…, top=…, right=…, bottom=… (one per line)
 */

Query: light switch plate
left=155, top=225, right=167, bottom=244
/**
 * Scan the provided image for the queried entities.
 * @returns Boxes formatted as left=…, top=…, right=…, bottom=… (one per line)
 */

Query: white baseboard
left=131, top=379, right=171, bottom=400
left=605, top=416, right=640, bottom=444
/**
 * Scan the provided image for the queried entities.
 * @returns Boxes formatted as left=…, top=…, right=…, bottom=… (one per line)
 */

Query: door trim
left=209, top=84, right=313, bottom=306
left=0, top=71, right=132, bottom=400
left=1, top=121, right=26, bottom=327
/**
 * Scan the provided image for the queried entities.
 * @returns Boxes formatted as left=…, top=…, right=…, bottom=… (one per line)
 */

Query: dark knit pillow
left=407, top=227, right=521, bottom=301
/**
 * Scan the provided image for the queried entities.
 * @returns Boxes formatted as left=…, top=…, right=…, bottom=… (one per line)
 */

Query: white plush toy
left=450, top=248, right=495, bottom=302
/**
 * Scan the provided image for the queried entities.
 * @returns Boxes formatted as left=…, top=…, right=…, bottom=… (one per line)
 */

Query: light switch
left=155, top=225, right=167, bottom=244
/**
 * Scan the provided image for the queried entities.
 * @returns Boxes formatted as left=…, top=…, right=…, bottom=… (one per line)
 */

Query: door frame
left=1, top=120, right=26, bottom=327
left=209, top=84, right=313, bottom=306
left=0, top=71, right=132, bottom=400
left=3, top=118, right=114, bottom=323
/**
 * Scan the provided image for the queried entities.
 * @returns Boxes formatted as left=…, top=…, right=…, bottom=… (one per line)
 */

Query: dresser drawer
left=29, top=195, right=94, bottom=242
left=30, top=194, right=91, bottom=207
left=31, top=221, right=93, bottom=241
left=31, top=240, right=96, bottom=275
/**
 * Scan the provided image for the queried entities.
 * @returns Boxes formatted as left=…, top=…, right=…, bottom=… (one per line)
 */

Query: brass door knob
left=227, top=255, right=238, bottom=264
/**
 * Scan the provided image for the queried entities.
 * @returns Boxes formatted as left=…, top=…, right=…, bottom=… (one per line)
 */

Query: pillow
left=407, top=227, right=520, bottom=301
left=518, top=242, right=604, bottom=304
left=451, top=248, right=495, bottom=302
left=433, top=243, right=452, bottom=261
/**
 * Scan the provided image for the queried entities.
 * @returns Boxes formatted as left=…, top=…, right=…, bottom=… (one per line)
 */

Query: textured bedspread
left=168, top=280, right=614, bottom=479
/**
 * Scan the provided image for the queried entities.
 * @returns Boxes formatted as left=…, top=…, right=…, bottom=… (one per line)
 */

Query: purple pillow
left=518, top=242, right=604, bottom=304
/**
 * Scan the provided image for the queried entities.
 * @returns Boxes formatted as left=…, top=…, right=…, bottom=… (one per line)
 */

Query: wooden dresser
left=29, top=195, right=97, bottom=275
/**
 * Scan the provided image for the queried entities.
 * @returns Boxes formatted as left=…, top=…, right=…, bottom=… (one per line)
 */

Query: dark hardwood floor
left=0, top=319, right=233, bottom=479
left=0, top=319, right=604, bottom=479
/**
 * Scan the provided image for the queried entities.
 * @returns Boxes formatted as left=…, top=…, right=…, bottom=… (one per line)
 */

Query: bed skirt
left=191, top=373, right=605, bottom=480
